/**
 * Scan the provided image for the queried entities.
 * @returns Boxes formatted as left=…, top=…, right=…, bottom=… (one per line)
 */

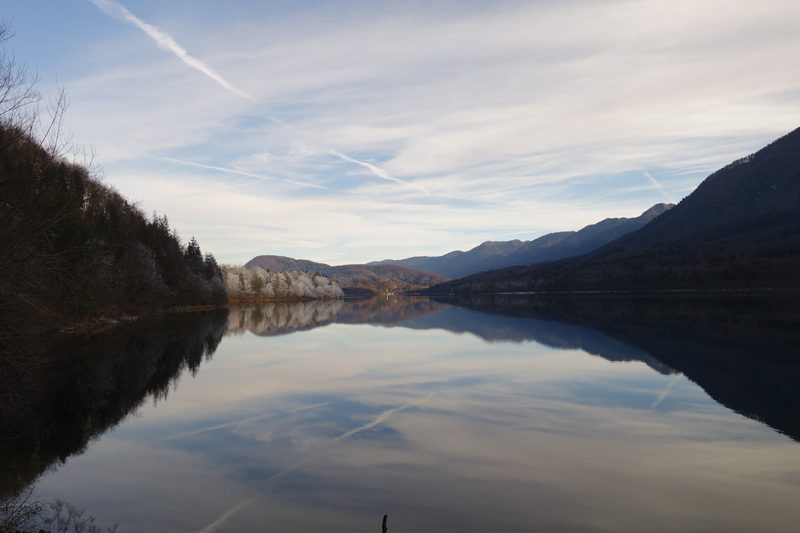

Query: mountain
left=0, top=121, right=227, bottom=342
left=489, top=203, right=674, bottom=269
left=244, top=255, right=450, bottom=294
left=370, top=203, right=673, bottom=279
left=428, top=127, right=800, bottom=293
left=369, top=240, right=527, bottom=279
left=243, top=255, right=330, bottom=273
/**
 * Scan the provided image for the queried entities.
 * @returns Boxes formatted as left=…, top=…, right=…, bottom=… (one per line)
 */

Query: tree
left=250, top=274, right=264, bottom=295
left=0, top=20, right=41, bottom=129
left=203, top=253, right=221, bottom=282
left=184, top=237, right=203, bottom=274
left=0, top=21, right=229, bottom=339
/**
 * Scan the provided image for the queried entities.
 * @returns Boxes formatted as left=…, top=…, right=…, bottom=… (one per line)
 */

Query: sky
left=3, top=0, right=800, bottom=265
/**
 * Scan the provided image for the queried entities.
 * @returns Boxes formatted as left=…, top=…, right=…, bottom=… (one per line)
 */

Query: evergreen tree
left=203, top=253, right=222, bottom=282
left=184, top=237, right=203, bottom=274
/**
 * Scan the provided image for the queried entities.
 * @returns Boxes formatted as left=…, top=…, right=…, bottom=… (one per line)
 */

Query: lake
left=3, top=294, right=800, bottom=532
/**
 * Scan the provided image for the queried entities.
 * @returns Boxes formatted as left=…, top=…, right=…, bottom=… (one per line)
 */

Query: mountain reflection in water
left=227, top=293, right=800, bottom=441
left=2, top=294, right=799, bottom=532
left=433, top=292, right=800, bottom=442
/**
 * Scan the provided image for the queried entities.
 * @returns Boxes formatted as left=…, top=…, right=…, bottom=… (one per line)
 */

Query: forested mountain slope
left=488, top=203, right=673, bottom=270
left=371, top=203, right=672, bottom=278
left=0, top=123, right=226, bottom=343
left=428, top=127, right=800, bottom=293
left=0, top=25, right=226, bottom=344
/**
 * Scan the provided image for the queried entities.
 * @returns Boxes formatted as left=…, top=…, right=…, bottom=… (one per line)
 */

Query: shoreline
left=46, top=297, right=346, bottom=336
left=420, top=286, right=800, bottom=297
left=18, top=288, right=799, bottom=338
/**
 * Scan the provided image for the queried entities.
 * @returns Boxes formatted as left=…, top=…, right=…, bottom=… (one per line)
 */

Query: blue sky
left=4, top=0, right=800, bottom=265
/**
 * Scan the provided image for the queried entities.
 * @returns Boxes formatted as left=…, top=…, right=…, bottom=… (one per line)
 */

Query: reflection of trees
left=228, top=296, right=460, bottom=336
left=226, top=300, right=345, bottom=336
left=335, top=296, right=450, bottom=325
left=0, top=310, right=228, bottom=499
left=436, top=293, right=800, bottom=441
left=225, top=297, right=452, bottom=337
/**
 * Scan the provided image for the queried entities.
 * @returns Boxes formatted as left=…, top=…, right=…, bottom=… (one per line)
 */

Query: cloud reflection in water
left=29, top=296, right=800, bottom=533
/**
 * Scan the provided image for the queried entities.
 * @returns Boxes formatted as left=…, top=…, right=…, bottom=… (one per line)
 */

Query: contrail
left=651, top=374, right=682, bottom=409
left=330, top=150, right=429, bottom=195
left=335, top=393, right=434, bottom=441
left=159, top=402, right=331, bottom=441
left=153, top=156, right=327, bottom=189
left=197, top=495, right=260, bottom=533
left=92, top=1, right=429, bottom=196
left=89, top=0, right=257, bottom=102
left=643, top=170, right=676, bottom=204
left=270, top=393, right=435, bottom=480
left=192, top=395, right=431, bottom=532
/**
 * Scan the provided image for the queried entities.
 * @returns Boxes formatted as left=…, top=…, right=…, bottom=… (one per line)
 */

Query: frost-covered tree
left=221, top=265, right=343, bottom=301
left=251, top=273, right=264, bottom=295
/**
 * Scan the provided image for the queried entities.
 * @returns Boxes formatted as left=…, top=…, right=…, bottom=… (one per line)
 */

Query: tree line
left=222, top=265, right=343, bottom=301
left=0, top=21, right=345, bottom=346
left=0, top=22, right=227, bottom=342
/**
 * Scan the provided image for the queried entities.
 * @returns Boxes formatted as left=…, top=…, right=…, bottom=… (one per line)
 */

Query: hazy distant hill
left=244, top=255, right=330, bottom=273
left=428, top=127, right=800, bottom=293
left=244, top=255, right=449, bottom=294
left=370, top=240, right=526, bottom=279
left=370, top=203, right=672, bottom=278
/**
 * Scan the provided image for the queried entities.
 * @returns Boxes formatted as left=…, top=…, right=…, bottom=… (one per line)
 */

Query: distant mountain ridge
left=370, top=203, right=673, bottom=279
left=244, top=256, right=449, bottom=294
left=244, top=203, right=674, bottom=293
left=427, top=126, right=800, bottom=293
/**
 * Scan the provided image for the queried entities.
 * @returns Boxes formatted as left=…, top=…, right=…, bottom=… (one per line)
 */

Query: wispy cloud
left=59, top=0, right=800, bottom=263
left=153, top=156, right=327, bottom=189
left=190, top=394, right=431, bottom=532
left=89, top=0, right=257, bottom=102
left=331, top=150, right=429, bottom=195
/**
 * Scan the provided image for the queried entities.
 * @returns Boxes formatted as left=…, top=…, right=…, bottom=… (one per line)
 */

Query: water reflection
left=434, top=292, right=800, bottom=442
left=0, top=310, right=227, bottom=499
left=226, top=296, right=450, bottom=336
left=2, top=295, right=799, bottom=532
left=227, top=294, right=800, bottom=441
left=226, top=300, right=344, bottom=336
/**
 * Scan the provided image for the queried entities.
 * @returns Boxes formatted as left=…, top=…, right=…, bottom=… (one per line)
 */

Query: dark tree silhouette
left=0, top=23, right=228, bottom=344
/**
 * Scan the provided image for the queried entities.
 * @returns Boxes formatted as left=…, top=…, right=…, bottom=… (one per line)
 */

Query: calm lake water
left=4, top=294, right=800, bottom=532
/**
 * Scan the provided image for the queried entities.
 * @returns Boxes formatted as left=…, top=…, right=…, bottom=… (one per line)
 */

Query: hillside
left=0, top=122, right=227, bottom=344
left=370, top=240, right=527, bottom=279
left=245, top=255, right=450, bottom=294
left=370, top=203, right=672, bottom=278
left=427, top=127, right=800, bottom=293
left=243, top=255, right=330, bottom=272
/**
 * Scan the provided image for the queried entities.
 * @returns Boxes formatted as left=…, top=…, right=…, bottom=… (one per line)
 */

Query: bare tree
left=0, top=19, right=41, bottom=129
